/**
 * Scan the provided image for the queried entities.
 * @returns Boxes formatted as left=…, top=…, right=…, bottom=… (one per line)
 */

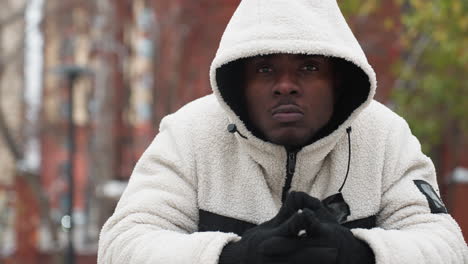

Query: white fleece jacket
left=98, top=0, right=468, bottom=263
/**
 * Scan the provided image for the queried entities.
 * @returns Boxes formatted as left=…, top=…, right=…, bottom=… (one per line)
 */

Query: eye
left=257, top=66, right=273, bottom=73
left=301, top=65, right=319, bottom=72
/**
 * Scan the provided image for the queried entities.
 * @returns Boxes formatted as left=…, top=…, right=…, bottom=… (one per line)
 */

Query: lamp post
left=53, top=65, right=92, bottom=264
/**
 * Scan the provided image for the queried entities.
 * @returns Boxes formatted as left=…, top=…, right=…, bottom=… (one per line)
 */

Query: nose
left=273, top=72, right=300, bottom=96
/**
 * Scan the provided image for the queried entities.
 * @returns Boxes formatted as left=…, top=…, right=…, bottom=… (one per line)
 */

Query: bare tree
left=0, top=0, right=61, bottom=261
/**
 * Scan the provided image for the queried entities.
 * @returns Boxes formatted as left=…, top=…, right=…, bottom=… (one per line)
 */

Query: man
left=98, top=0, right=468, bottom=263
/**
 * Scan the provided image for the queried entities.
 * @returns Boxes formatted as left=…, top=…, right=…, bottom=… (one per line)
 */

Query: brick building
left=0, top=0, right=30, bottom=262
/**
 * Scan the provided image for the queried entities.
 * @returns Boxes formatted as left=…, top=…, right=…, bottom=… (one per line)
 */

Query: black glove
left=220, top=191, right=374, bottom=264
left=276, top=191, right=348, bottom=224
left=273, top=191, right=328, bottom=222
left=254, top=192, right=345, bottom=264
left=298, top=208, right=375, bottom=264
left=220, top=192, right=325, bottom=264
left=257, top=192, right=374, bottom=264
left=259, top=236, right=338, bottom=264
left=218, top=211, right=308, bottom=264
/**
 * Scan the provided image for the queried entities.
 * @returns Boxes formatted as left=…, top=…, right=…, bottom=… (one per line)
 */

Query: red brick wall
left=451, top=184, right=468, bottom=239
left=151, top=0, right=240, bottom=125
left=346, top=1, right=402, bottom=103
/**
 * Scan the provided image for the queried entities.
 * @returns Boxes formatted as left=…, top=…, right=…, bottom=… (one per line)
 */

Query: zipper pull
left=287, top=152, right=297, bottom=175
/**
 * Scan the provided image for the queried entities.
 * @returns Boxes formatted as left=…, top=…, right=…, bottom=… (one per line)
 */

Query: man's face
left=244, top=54, right=336, bottom=148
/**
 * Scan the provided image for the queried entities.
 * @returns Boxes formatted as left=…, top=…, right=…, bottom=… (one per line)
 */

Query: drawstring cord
left=227, top=123, right=352, bottom=193
left=227, top=123, right=353, bottom=223
left=227, top=124, right=248, bottom=139
left=339, top=127, right=352, bottom=193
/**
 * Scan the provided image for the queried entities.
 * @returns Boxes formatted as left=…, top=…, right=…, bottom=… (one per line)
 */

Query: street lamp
left=53, top=65, right=92, bottom=264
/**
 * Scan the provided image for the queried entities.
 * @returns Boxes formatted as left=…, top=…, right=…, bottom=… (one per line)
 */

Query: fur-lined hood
left=210, top=0, right=377, bottom=154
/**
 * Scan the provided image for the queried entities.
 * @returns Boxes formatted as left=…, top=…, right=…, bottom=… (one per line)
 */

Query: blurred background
left=0, top=0, right=466, bottom=263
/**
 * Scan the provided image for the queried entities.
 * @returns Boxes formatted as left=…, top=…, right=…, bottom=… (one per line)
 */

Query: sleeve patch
left=414, top=180, right=448, bottom=214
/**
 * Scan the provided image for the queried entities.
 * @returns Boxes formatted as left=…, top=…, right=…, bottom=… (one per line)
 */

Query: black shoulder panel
left=414, top=180, right=448, bottom=214
left=198, top=209, right=257, bottom=236
left=343, top=215, right=377, bottom=229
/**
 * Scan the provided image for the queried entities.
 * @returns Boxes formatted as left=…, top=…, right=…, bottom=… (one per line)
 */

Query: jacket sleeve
left=351, top=116, right=468, bottom=264
left=97, top=115, right=240, bottom=264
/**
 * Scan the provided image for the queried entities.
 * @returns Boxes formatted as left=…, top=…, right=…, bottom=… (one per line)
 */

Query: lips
left=271, top=104, right=304, bottom=123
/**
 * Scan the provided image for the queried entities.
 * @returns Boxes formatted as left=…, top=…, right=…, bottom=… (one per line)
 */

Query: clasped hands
left=219, top=191, right=374, bottom=264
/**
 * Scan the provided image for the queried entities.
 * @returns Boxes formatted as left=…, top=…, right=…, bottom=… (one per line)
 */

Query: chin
left=268, top=132, right=310, bottom=148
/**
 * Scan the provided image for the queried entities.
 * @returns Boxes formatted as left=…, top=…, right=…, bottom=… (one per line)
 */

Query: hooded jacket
left=98, top=1, right=468, bottom=263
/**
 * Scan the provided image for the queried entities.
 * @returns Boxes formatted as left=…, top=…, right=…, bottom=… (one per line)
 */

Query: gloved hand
left=256, top=208, right=374, bottom=264
left=273, top=191, right=330, bottom=223
left=253, top=192, right=344, bottom=264
left=220, top=192, right=374, bottom=264
left=298, top=208, right=374, bottom=264
left=266, top=192, right=374, bottom=264
left=218, top=211, right=309, bottom=264
left=219, top=192, right=325, bottom=264
left=260, top=236, right=338, bottom=264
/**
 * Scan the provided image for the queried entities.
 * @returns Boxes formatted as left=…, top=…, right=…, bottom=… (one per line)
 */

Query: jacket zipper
left=281, top=151, right=297, bottom=202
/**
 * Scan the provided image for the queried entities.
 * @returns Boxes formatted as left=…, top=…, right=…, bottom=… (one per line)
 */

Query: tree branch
left=393, top=34, right=431, bottom=90
left=0, top=103, right=23, bottom=161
